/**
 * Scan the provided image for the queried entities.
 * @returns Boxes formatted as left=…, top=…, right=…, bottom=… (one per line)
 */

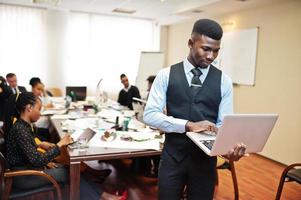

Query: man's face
left=188, top=34, right=221, bottom=68
left=121, top=76, right=129, bottom=88
left=7, top=75, right=17, bottom=88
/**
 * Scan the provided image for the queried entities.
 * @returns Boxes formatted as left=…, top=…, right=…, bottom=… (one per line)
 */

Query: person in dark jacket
left=0, top=76, right=13, bottom=121
left=117, top=74, right=141, bottom=110
left=6, top=73, right=27, bottom=94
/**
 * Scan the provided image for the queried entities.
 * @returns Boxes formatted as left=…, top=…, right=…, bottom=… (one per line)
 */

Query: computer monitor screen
left=66, top=86, right=87, bottom=101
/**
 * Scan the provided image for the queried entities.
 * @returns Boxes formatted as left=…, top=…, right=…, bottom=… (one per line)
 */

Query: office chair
left=275, top=162, right=301, bottom=200
left=46, top=87, right=63, bottom=97
left=0, top=128, right=62, bottom=200
left=216, top=157, right=239, bottom=200
left=181, top=157, right=239, bottom=200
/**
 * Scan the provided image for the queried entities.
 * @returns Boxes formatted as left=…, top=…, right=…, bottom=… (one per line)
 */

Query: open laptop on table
left=187, top=114, right=278, bottom=156
left=69, top=128, right=96, bottom=149
left=66, top=86, right=87, bottom=101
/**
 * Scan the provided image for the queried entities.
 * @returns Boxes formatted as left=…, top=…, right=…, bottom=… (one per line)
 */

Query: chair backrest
left=0, top=153, right=6, bottom=196
left=276, top=162, right=301, bottom=200
left=46, top=87, right=63, bottom=97
left=288, top=167, right=301, bottom=183
left=0, top=128, right=63, bottom=200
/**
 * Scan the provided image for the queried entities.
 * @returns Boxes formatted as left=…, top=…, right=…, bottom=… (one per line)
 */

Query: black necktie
left=191, top=68, right=202, bottom=96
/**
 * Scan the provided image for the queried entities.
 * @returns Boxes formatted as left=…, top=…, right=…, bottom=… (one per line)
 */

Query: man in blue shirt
left=143, top=19, right=246, bottom=199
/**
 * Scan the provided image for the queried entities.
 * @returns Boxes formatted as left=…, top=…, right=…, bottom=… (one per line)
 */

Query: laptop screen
left=77, top=128, right=96, bottom=142
left=66, top=86, right=87, bottom=101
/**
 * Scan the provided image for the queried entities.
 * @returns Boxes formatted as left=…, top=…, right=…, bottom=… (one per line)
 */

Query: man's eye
left=201, top=47, right=210, bottom=51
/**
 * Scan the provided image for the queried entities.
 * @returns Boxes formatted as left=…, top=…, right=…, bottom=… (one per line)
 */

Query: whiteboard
left=135, top=51, right=164, bottom=92
left=214, top=28, right=258, bottom=85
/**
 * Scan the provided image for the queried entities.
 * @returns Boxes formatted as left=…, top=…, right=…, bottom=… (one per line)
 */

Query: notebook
left=186, top=114, right=278, bottom=156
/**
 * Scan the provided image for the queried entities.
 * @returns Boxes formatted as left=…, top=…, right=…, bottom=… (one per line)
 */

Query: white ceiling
left=0, top=0, right=285, bottom=25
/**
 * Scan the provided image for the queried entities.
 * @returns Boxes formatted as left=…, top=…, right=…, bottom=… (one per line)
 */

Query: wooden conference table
left=51, top=118, right=161, bottom=200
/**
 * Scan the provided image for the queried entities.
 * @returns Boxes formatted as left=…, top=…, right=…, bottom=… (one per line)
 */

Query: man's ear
left=188, top=38, right=193, bottom=49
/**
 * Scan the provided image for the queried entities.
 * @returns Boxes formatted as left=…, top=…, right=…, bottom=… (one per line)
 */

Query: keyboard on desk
left=201, top=140, right=215, bottom=150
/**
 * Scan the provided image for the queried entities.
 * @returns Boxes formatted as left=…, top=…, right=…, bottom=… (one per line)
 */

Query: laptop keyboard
left=201, top=140, right=214, bottom=150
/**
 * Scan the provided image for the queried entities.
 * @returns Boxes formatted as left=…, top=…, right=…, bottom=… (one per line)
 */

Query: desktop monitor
left=66, top=86, right=87, bottom=101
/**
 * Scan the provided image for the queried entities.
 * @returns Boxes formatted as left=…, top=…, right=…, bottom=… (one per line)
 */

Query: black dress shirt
left=0, top=81, right=12, bottom=121
left=117, top=85, right=141, bottom=110
left=5, top=119, right=60, bottom=169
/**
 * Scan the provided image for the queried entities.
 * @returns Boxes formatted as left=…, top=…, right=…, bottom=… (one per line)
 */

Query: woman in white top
left=30, top=77, right=52, bottom=108
left=29, top=77, right=52, bottom=140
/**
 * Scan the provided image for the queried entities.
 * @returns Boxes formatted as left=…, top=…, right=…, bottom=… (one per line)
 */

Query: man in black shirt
left=117, top=74, right=141, bottom=110
left=0, top=76, right=13, bottom=121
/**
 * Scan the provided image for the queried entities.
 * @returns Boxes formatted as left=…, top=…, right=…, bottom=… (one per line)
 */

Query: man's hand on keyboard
left=202, top=130, right=217, bottom=136
left=185, top=120, right=218, bottom=133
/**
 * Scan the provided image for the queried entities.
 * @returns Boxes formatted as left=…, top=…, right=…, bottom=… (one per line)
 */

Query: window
left=0, top=5, right=159, bottom=96
left=64, top=12, right=159, bottom=95
left=0, top=5, right=46, bottom=88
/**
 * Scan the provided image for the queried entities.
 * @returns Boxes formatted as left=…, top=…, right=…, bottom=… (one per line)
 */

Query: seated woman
left=30, top=77, right=52, bottom=108
left=29, top=77, right=53, bottom=141
left=5, top=92, right=72, bottom=189
left=4, top=92, right=121, bottom=200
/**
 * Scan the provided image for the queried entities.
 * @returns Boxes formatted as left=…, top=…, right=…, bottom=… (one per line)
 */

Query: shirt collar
left=123, top=85, right=131, bottom=92
left=184, top=58, right=210, bottom=77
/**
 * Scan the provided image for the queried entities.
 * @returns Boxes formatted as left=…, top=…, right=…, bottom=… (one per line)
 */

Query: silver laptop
left=68, top=128, right=96, bottom=149
left=186, top=114, right=278, bottom=156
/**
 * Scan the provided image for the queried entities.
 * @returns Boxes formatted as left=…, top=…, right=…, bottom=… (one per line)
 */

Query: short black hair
left=146, top=75, right=156, bottom=84
left=29, top=77, right=41, bottom=87
left=0, top=76, right=6, bottom=83
left=192, top=19, right=223, bottom=40
left=6, top=73, right=16, bottom=79
left=120, top=74, right=127, bottom=79
left=3, top=92, right=38, bottom=134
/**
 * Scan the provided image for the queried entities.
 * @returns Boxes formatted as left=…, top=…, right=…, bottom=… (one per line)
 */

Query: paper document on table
left=109, top=104, right=128, bottom=111
left=97, top=109, right=121, bottom=120
left=51, top=114, right=70, bottom=119
left=42, top=109, right=67, bottom=116
left=89, top=131, right=164, bottom=150
left=128, top=118, right=146, bottom=131
left=70, top=129, right=83, bottom=141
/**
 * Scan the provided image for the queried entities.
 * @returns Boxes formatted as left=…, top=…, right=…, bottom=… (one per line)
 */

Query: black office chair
left=0, top=128, right=62, bottom=200
left=275, top=162, right=301, bottom=200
